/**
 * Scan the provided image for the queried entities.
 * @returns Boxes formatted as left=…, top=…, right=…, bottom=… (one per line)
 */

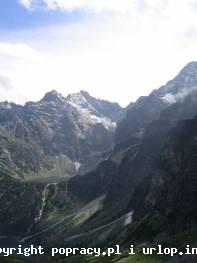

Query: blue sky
left=0, top=0, right=84, bottom=30
left=0, top=0, right=197, bottom=106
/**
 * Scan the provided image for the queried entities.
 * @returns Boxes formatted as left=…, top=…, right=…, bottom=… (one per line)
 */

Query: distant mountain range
left=1, top=62, right=197, bottom=263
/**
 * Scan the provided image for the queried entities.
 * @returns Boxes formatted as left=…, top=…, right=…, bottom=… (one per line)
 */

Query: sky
left=0, top=0, right=197, bottom=106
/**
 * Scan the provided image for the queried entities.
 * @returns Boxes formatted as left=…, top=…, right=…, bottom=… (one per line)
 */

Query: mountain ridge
left=115, top=61, right=197, bottom=146
left=0, top=89, right=123, bottom=180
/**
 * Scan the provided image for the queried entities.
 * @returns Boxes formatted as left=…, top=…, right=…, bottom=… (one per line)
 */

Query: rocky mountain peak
left=66, top=91, right=122, bottom=121
left=79, top=90, right=90, bottom=97
left=156, top=61, right=197, bottom=100
left=66, top=91, right=90, bottom=108
left=174, top=61, right=197, bottom=86
left=116, top=61, right=197, bottom=145
left=41, top=90, right=66, bottom=104
left=179, top=61, right=197, bottom=75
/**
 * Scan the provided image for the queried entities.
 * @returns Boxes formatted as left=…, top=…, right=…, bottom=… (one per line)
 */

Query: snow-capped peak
left=66, top=91, right=116, bottom=131
left=66, top=91, right=91, bottom=108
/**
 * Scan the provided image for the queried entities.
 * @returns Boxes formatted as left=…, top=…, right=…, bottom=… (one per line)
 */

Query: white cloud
left=0, top=75, right=12, bottom=91
left=18, top=0, right=143, bottom=13
left=17, top=0, right=197, bottom=19
left=19, top=0, right=33, bottom=9
left=162, top=86, right=197, bottom=104
left=1, top=0, right=197, bottom=106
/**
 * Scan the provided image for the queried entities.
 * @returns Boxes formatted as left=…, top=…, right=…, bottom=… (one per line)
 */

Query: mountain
left=44, top=62, right=197, bottom=261
left=28, top=89, right=122, bottom=160
left=93, top=61, right=197, bottom=248
left=0, top=90, right=123, bottom=180
left=0, top=90, right=126, bottom=249
left=35, top=61, right=197, bottom=251
left=115, top=61, right=197, bottom=147
left=2, top=62, right=197, bottom=263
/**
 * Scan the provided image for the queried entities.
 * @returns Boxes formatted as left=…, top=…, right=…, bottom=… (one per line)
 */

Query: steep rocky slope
left=115, top=61, right=197, bottom=146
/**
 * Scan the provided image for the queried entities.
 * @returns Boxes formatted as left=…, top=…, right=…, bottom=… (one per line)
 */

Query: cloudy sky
left=0, top=0, right=197, bottom=106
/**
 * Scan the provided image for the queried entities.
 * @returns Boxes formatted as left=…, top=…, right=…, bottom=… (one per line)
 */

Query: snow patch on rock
left=124, top=211, right=133, bottom=226
left=74, top=161, right=81, bottom=172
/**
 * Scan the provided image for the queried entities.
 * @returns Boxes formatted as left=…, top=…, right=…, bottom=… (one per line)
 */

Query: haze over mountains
left=1, top=62, right=197, bottom=262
